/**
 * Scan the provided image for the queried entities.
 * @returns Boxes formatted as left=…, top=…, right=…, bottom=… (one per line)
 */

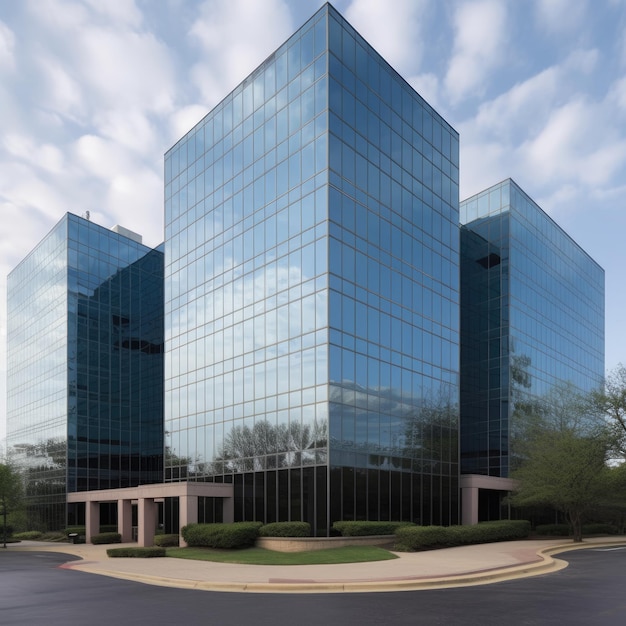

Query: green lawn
left=165, top=545, right=398, bottom=565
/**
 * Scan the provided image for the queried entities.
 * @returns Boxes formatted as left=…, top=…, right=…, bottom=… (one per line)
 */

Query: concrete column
left=85, top=501, right=99, bottom=543
left=178, top=495, right=198, bottom=548
left=118, top=499, right=133, bottom=543
left=137, top=498, right=157, bottom=547
left=223, top=496, right=234, bottom=523
left=462, top=487, right=479, bottom=525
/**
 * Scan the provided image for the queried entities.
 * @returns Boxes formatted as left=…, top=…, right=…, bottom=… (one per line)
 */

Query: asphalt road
left=1, top=547, right=625, bottom=625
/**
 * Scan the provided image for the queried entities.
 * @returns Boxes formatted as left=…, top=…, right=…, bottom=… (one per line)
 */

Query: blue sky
left=1, top=0, right=625, bottom=441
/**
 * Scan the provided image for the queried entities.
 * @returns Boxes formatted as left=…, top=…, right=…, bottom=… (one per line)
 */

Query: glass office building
left=164, top=4, right=460, bottom=534
left=6, top=214, right=164, bottom=530
left=460, top=179, right=604, bottom=518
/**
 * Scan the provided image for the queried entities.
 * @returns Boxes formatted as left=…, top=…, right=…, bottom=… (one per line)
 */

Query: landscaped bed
left=164, top=545, right=398, bottom=565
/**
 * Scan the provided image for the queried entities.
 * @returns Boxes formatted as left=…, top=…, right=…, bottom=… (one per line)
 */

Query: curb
left=15, top=539, right=626, bottom=594
left=65, top=556, right=567, bottom=593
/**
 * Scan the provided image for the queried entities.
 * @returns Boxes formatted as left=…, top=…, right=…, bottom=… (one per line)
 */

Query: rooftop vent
left=111, top=224, right=142, bottom=244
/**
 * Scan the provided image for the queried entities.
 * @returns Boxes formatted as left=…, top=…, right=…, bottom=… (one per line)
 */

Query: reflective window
left=460, top=179, right=604, bottom=478
left=163, top=4, right=460, bottom=533
left=7, top=215, right=164, bottom=530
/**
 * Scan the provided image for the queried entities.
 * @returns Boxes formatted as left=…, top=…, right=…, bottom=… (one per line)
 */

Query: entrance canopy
left=460, top=474, right=518, bottom=525
left=67, top=482, right=234, bottom=547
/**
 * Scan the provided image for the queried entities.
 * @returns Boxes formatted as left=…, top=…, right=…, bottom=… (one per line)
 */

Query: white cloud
left=26, top=0, right=177, bottom=121
left=459, top=140, right=510, bottom=199
left=0, top=162, right=71, bottom=217
left=345, top=0, right=429, bottom=77
left=69, top=134, right=164, bottom=245
left=408, top=73, right=441, bottom=110
left=470, top=49, right=598, bottom=141
left=82, top=0, right=143, bottom=27
left=567, top=48, right=599, bottom=75
left=104, top=168, right=164, bottom=246
left=188, top=0, right=293, bottom=108
left=520, top=98, right=626, bottom=187
left=445, top=0, right=508, bottom=105
left=74, top=134, right=136, bottom=180
left=458, top=47, right=617, bottom=199
left=3, top=134, right=65, bottom=174
left=0, top=0, right=175, bottom=262
left=94, top=108, right=161, bottom=159
left=0, top=20, right=15, bottom=71
left=607, top=76, right=626, bottom=113
left=168, top=105, right=211, bottom=145
left=36, top=56, right=85, bottom=122
left=73, top=28, right=175, bottom=113
left=534, top=0, right=589, bottom=33
left=473, top=66, right=560, bottom=139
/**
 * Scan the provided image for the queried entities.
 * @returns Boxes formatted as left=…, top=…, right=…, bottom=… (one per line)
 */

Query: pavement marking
left=590, top=547, right=626, bottom=552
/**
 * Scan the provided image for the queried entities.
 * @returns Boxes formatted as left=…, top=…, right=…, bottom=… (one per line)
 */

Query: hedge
left=107, top=547, right=166, bottom=558
left=40, top=531, right=66, bottom=542
left=535, top=523, right=619, bottom=537
left=332, top=521, right=415, bottom=537
left=181, top=522, right=263, bottom=549
left=154, top=534, right=180, bottom=547
left=394, top=520, right=531, bottom=551
left=534, top=524, right=570, bottom=536
left=91, top=532, right=122, bottom=545
left=451, top=520, right=531, bottom=544
left=258, top=522, right=311, bottom=537
left=583, top=523, right=619, bottom=535
left=394, top=525, right=451, bottom=551
left=12, top=531, right=43, bottom=540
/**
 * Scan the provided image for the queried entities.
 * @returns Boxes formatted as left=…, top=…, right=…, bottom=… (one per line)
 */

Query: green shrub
left=107, top=547, right=166, bottom=558
left=332, top=521, right=415, bottom=537
left=12, top=531, right=43, bottom=540
left=91, top=532, right=122, bottom=545
left=39, top=531, right=67, bottom=542
left=535, top=524, right=570, bottom=536
left=535, top=522, right=618, bottom=537
left=394, top=525, right=452, bottom=551
left=582, top=523, right=618, bottom=535
left=154, top=534, right=180, bottom=547
left=455, top=520, right=531, bottom=544
left=259, top=522, right=311, bottom=537
left=181, top=522, right=263, bottom=549
left=394, top=520, right=531, bottom=551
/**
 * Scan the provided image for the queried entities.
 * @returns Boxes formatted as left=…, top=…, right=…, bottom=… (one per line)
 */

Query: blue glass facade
left=164, top=4, right=459, bottom=534
left=7, top=214, right=164, bottom=530
left=460, top=180, right=605, bottom=485
left=6, top=6, right=605, bottom=537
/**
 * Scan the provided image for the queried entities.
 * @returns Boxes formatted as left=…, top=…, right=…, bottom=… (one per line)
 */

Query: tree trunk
left=568, top=510, right=583, bottom=543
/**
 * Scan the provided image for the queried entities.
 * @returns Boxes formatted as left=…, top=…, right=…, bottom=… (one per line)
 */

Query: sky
left=1, top=0, right=626, bottom=443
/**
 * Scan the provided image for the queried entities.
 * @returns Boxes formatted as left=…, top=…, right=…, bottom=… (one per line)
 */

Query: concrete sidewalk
left=6, top=536, right=626, bottom=593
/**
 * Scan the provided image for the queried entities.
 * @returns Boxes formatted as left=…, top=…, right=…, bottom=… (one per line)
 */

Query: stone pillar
left=462, top=486, right=479, bottom=525
left=118, top=499, right=133, bottom=543
left=178, top=495, right=198, bottom=548
left=85, top=501, right=99, bottom=543
left=223, top=496, right=234, bottom=523
left=137, top=498, right=157, bottom=547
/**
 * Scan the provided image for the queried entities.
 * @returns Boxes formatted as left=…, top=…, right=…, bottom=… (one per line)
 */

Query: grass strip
left=165, top=545, right=397, bottom=565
